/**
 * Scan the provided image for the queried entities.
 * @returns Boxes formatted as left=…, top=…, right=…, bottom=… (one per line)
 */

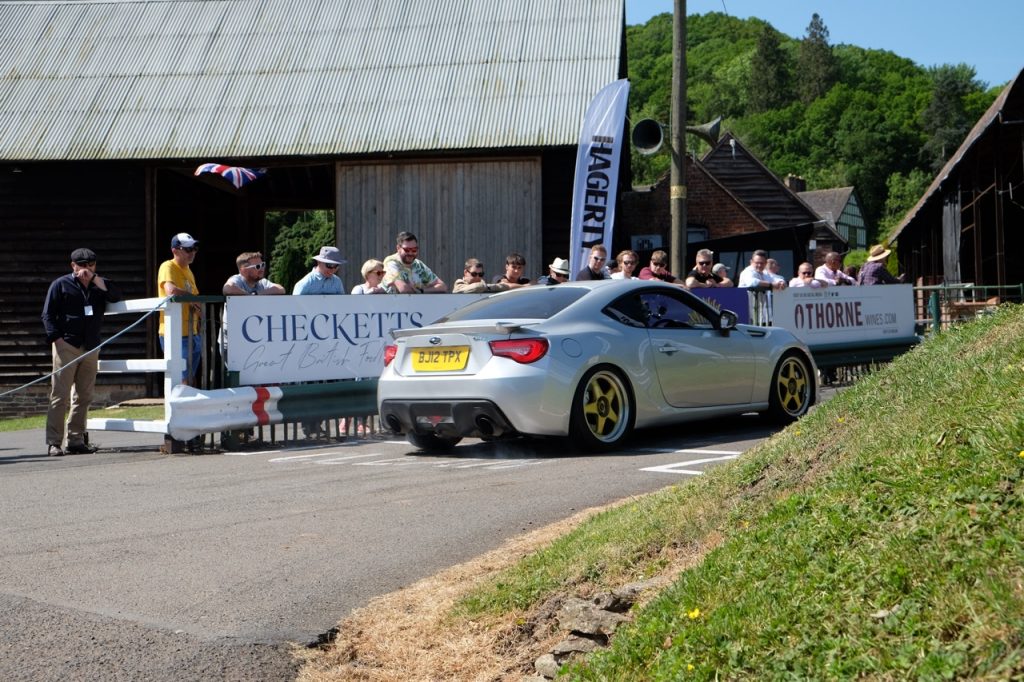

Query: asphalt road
left=0, top=410, right=804, bottom=681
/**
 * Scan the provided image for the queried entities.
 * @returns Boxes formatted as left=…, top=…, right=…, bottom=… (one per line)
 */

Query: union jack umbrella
left=194, top=163, right=267, bottom=189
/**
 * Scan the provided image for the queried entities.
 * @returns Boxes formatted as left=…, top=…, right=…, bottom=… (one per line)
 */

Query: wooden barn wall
left=897, top=121, right=1024, bottom=288
left=0, top=161, right=150, bottom=413
left=335, top=158, right=543, bottom=288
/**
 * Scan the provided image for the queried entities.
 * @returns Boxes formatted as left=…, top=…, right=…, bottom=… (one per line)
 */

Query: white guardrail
left=85, top=297, right=182, bottom=436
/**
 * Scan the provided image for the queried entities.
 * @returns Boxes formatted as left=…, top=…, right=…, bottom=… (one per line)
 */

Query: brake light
left=383, top=345, right=398, bottom=366
left=489, top=338, right=549, bottom=364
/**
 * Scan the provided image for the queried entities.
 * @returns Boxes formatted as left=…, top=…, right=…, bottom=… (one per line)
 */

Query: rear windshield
left=438, top=286, right=589, bottom=322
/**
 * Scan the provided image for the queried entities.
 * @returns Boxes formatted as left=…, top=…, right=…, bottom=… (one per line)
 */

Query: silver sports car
left=378, top=280, right=816, bottom=452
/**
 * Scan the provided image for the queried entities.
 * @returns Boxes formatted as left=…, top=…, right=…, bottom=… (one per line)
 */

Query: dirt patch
left=295, top=499, right=720, bottom=682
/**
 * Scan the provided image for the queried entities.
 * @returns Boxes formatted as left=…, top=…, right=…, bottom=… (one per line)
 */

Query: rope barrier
left=0, top=299, right=168, bottom=400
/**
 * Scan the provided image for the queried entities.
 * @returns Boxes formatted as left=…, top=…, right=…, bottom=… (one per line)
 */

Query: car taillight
left=383, top=345, right=398, bottom=366
left=489, top=338, right=549, bottom=364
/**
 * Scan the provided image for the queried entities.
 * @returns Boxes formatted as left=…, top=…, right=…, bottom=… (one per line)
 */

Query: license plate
left=411, top=346, right=470, bottom=372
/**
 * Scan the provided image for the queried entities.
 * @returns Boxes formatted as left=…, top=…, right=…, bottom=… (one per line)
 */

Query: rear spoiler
left=390, top=320, right=540, bottom=340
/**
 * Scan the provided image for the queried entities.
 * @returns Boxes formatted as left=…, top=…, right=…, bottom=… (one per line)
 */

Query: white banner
left=225, top=295, right=485, bottom=384
left=568, top=79, right=630, bottom=280
left=771, top=285, right=916, bottom=347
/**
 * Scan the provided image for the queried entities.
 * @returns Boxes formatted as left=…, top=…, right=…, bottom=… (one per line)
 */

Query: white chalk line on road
left=269, top=451, right=381, bottom=463
left=641, top=452, right=741, bottom=475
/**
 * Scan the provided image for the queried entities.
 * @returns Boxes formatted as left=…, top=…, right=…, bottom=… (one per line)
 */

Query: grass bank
left=0, top=405, right=165, bottom=432
left=300, top=305, right=1024, bottom=680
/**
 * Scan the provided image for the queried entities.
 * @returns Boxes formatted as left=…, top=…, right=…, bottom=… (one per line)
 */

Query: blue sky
left=626, top=0, right=1023, bottom=89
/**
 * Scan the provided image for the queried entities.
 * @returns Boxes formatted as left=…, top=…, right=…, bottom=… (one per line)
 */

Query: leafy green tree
left=796, top=13, right=836, bottom=104
left=877, top=169, right=932, bottom=240
left=267, top=210, right=335, bottom=292
left=623, top=11, right=998, bottom=232
left=748, top=24, right=792, bottom=113
left=920, top=64, right=983, bottom=171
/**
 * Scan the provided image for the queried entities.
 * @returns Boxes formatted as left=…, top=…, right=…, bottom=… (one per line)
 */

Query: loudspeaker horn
left=631, top=119, right=664, bottom=155
left=685, top=116, right=722, bottom=147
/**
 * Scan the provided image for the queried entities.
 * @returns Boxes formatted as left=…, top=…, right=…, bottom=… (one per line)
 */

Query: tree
left=748, top=24, right=792, bottom=113
left=796, top=13, right=836, bottom=104
left=267, top=210, right=335, bottom=292
left=877, top=169, right=932, bottom=240
left=920, top=64, right=982, bottom=171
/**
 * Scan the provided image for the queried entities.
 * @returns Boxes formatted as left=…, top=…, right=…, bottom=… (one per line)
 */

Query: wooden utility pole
left=669, top=0, right=687, bottom=277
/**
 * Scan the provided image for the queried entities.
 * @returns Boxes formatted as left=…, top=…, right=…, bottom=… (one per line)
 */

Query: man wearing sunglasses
left=684, top=248, right=732, bottom=288
left=41, top=247, right=122, bottom=456
left=576, top=245, right=610, bottom=280
left=221, top=252, right=285, bottom=364
left=789, top=262, right=827, bottom=288
left=453, top=258, right=510, bottom=293
left=292, top=246, right=346, bottom=295
left=382, top=231, right=447, bottom=294
left=158, top=232, right=203, bottom=385
left=223, top=252, right=285, bottom=297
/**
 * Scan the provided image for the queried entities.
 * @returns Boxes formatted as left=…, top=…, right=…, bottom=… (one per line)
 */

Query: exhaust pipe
left=475, top=415, right=495, bottom=437
left=385, top=414, right=402, bottom=432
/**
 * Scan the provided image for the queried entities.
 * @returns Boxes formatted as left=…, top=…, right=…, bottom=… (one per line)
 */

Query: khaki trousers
left=46, top=341, right=98, bottom=448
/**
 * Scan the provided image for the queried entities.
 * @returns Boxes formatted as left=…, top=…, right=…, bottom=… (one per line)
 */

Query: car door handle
left=657, top=344, right=681, bottom=354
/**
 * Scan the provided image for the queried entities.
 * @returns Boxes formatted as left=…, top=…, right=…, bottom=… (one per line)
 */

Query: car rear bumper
left=379, top=399, right=518, bottom=439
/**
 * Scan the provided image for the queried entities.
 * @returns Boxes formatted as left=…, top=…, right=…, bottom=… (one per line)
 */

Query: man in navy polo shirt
left=41, top=247, right=122, bottom=456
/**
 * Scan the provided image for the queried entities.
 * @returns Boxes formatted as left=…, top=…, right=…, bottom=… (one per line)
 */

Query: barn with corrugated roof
left=0, top=0, right=627, bottom=411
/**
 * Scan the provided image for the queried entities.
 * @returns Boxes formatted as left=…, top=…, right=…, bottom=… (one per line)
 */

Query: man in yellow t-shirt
left=158, top=232, right=202, bottom=384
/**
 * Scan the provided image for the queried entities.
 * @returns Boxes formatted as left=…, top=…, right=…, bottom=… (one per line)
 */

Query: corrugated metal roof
left=0, top=0, right=624, bottom=161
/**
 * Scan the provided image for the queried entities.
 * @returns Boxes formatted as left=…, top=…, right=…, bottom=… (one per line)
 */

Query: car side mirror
left=719, top=309, right=738, bottom=333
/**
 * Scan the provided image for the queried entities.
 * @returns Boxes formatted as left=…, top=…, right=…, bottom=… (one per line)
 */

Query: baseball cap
left=171, top=233, right=198, bottom=249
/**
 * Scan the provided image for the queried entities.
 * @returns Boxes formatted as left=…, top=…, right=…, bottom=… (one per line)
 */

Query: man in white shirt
left=765, top=259, right=788, bottom=288
left=738, top=250, right=785, bottom=290
left=814, top=251, right=857, bottom=286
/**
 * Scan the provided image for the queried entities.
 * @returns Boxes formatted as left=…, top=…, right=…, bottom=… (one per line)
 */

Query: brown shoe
left=48, top=445, right=65, bottom=457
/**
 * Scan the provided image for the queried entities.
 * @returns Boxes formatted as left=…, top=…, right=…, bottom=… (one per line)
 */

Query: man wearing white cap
left=537, top=257, right=570, bottom=285
left=158, top=232, right=202, bottom=384
left=711, top=262, right=734, bottom=286
left=292, top=246, right=347, bottom=295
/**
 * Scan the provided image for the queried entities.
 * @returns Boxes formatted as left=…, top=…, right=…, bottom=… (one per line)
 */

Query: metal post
left=669, top=0, right=687, bottom=278
left=928, top=292, right=941, bottom=333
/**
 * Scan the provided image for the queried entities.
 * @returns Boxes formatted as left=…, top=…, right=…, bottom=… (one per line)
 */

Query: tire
left=407, top=432, right=462, bottom=452
left=568, top=366, right=634, bottom=452
left=767, top=353, right=813, bottom=423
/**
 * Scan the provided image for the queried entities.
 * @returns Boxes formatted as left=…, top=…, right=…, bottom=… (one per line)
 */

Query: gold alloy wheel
left=775, top=355, right=810, bottom=416
left=582, top=369, right=629, bottom=443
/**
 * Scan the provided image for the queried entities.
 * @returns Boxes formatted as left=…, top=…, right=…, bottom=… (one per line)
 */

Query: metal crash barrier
left=85, top=295, right=384, bottom=451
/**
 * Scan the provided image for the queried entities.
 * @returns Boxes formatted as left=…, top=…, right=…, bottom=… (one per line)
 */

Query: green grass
left=456, top=304, right=1024, bottom=679
left=0, top=405, right=165, bottom=432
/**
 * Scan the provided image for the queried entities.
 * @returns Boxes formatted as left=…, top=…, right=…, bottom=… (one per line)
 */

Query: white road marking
left=641, top=453, right=740, bottom=475
left=223, top=444, right=327, bottom=457
left=313, top=453, right=388, bottom=464
left=269, top=451, right=379, bottom=463
left=431, top=458, right=486, bottom=467
left=634, top=447, right=744, bottom=456
left=353, top=457, right=423, bottom=466
left=488, top=459, right=549, bottom=470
